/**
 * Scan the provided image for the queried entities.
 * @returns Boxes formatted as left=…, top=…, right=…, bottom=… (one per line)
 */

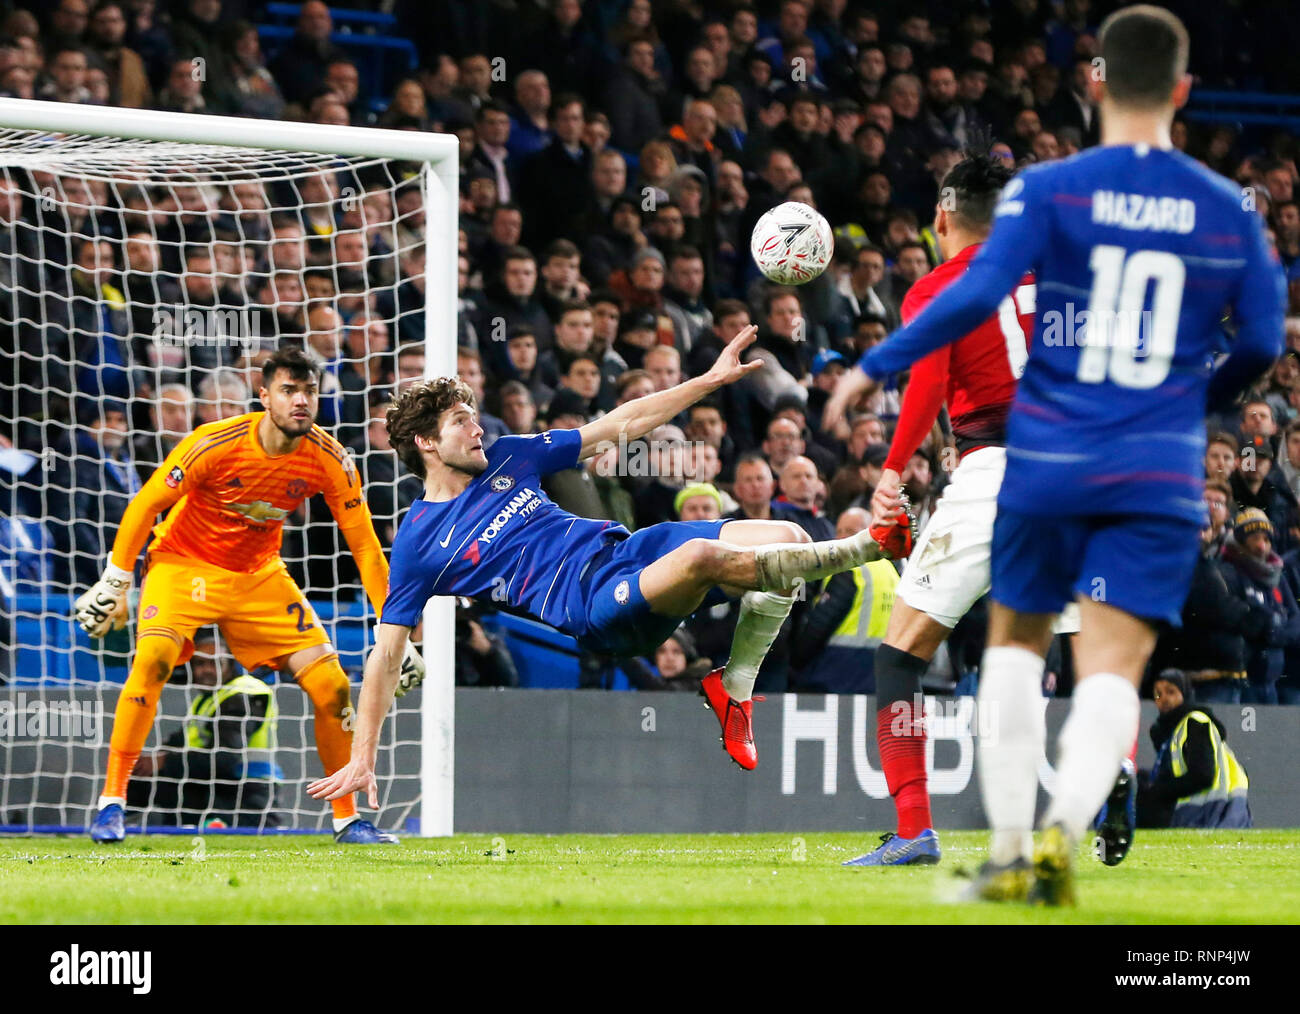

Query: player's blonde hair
left=387, top=377, right=476, bottom=478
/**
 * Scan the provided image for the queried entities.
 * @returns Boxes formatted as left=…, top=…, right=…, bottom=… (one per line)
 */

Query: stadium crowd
left=3, top=0, right=1300, bottom=703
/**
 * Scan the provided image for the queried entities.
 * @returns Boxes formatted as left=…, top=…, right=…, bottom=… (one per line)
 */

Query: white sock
left=333, top=815, right=360, bottom=833
left=977, top=646, right=1046, bottom=866
left=1044, top=672, right=1139, bottom=842
left=752, top=529, right=877, bottom=589
left=722, top=590, right=794, bottom=701
left=97, top=795, right=126, bottom=811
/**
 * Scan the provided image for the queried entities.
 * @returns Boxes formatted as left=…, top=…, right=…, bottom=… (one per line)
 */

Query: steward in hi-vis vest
left=126, top=636, right=283, bottom=829
left=1139, top=670, right=1250, bottom=829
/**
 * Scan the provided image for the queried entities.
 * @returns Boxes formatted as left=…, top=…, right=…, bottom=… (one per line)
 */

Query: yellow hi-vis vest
left=184, top=674, right=278, bottom=780
left=824, top=559, right=900, bottom=650
left=1169, top=710, right=1249, bottom=825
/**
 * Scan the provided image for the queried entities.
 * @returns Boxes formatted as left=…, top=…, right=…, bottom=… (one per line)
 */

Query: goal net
left=0, top=101, right=456, bottom=837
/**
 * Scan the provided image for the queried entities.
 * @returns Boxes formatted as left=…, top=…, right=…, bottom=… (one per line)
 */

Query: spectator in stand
left=1206, top=430, right=1238, bottom=486
left=806, top=349, right=846, bottom=436
left=775, top=455, right=834, bottom=540
left=758, top=286, right=812, bottom=379
left=376, top=77, right=429, bottom=130
left=583, top=195, right=646, bottom=288
left=40, top=46, right=92, bottom=103
left=155, top=56, right=205, bottom=113
left=605, top=35, right=665, bottom=153
left=169, top=0, right=241, bottom=114
left=1157, top=480, right=1266, bottom=703
left=517, top=94, right=592, bottom=251
left=86, top=1, right=149, bottom=108
left=269, top=0, right=345, bottom=108
left=1277, top=419, right=1300, bottom=502
left=610, top=245, right=669, bottom=321
left=1230, top=437, right=1297, bottom=553
left=195, top=368, right=250, bottom=424
left=575, top=148, right=630, bottom=237
left=133, top=383, right=194, bottom=472
left=535, top=241, right=590, bottom=321
left=467, top=102, right=512, bottom=205
left=663, top=246, right=711, bottom=353
left=638, top=627, right=713, bottom=692
left=838, top=244, right=900, bottom=330
left=770, top=392, right=839, bottom=477
left=674, top=481, right=723, bottom=522
left=498, top=380, right=539, bottom=437
left=475, top=203, right=524, bottom=284
left=72, top=397, right=141, bottom=586
left=506, top=69, right=553, bottom=166
left=667, top=97, right=719, bottom=185
left=1221, top=507, right=1300, bottom=704
left=225, top=20, right=283, bottom=120
left=481, top=245, right=554, bottom=374
left=770, top=90, right=829, bottom=178
left=503, top=327, right=554, bottom=411
left=1238, top=397, right=1280, bottom=454
left=455, top=601, right=520, bottom=688
left=455, top=347, right=509, bottom=449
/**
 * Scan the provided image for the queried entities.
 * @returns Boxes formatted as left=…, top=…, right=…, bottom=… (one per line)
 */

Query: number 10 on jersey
left=1076, top=244, right=1186, bottom=389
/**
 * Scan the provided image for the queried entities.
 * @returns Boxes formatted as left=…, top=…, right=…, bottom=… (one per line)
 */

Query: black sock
left=874, top=643, right=930, bottom=717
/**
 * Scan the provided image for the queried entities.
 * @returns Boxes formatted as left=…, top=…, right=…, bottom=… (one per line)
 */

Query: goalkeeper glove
left=73, top=563, right=133, bottom=637
left=869, top=492, right=918, bottom=560
left=396, top=640, right=426, bottom=698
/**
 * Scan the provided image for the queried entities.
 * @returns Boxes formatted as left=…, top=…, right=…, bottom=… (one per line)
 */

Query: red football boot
left=700, top=668, right=758, bottom=770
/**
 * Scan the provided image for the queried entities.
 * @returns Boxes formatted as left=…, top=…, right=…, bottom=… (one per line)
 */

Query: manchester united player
left=827, top=154, right=1074, bottom=870
left=76, top=347, right=424, bottom=844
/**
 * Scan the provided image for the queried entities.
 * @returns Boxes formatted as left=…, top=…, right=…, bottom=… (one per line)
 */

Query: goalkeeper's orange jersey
left=110, top=412, right=388, bottom=607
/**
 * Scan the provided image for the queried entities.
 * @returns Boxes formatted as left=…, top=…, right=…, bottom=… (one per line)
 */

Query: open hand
left=704, top=324, right=764, bottom=389
left=308, top=757, right=378, bottom=808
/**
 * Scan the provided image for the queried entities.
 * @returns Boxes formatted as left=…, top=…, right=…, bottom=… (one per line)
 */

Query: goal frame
left=0, top=96, right=459, bottom=837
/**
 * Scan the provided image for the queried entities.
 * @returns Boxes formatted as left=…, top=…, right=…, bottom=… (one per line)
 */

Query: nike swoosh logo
left=439, top=525, right=455, bottom=549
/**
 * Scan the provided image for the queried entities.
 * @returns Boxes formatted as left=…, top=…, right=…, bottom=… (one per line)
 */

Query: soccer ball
left=750, top=201, right=834, bottom=284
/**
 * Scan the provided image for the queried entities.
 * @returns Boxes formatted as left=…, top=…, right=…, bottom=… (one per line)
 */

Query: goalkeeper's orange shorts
left=136, top=551, right=330, bottom=671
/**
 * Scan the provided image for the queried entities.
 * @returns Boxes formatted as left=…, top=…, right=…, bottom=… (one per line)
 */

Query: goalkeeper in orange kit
left=75, top=346, right=424, bottom=843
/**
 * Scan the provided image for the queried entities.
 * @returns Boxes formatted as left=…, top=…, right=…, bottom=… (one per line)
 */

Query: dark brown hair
left=386, top=377, right=475, bottom=478
left=1097, top=5, right=1188, bottom=110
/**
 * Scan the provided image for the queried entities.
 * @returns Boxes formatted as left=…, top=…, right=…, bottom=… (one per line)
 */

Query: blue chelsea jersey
left=860, top=144, right=1286, bottom=523
left=381, top=429, right=628, bottom=633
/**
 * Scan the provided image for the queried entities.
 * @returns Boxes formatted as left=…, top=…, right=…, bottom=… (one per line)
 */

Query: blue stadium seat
left=0, top=516, right=53, bottom=593
left=256, top=24, right=418, bottom=111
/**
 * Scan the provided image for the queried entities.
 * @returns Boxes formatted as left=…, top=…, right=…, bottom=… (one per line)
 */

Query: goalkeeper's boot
left=334, top=818, right=399, bottom=845
left=843, top=829, right=941, bottom=867
left=1029, top=822, right=1077, bottom=907
left=1093, top=758, right=1136, bottom=867
left=961, top=857, right=1034, bottom=902
left=89, top=803, right=126, bottom=844
left=700, top=668, right=758, bottom=770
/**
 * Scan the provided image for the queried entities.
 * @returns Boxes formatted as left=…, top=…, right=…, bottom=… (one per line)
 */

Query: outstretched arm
left=576, top=324, right=763, bottom=459
left=306, top=621, right=411, bottom=807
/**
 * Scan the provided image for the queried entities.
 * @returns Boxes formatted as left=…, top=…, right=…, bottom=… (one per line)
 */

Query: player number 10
left=1076, top=244, right=1185, bottom=389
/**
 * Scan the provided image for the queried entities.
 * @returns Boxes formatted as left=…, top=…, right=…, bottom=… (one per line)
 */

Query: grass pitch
left=1, top=830, right=1297, bottom=924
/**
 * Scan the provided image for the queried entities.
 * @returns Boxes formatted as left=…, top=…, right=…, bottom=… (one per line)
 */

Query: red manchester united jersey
left=884, top=243, right=1035, bottom=474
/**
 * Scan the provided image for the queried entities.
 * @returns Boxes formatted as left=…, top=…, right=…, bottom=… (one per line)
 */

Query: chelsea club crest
left=491, top=475, right=515, bottom=492
left=614, top=580, right=630, bottom=605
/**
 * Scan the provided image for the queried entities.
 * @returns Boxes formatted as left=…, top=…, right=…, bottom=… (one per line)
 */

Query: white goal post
left=0, top=97, right=458, bottom=837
